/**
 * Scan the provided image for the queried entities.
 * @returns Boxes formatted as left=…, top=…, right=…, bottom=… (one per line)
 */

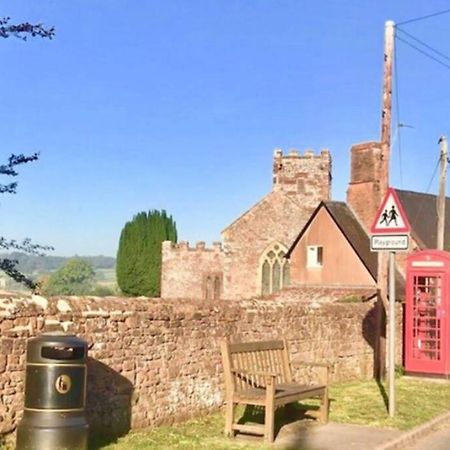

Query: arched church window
left=259, top=242, right=290, bottom=295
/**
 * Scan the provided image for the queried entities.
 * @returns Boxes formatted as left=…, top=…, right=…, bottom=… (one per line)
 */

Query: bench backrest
left=221, top=339, right=293, bottom=391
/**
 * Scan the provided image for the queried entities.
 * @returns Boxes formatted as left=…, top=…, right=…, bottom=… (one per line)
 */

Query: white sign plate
left=370, top=234, right=409, bottom=252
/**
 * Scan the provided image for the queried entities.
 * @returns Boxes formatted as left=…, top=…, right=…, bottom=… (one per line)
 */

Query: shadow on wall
left=86, top=358, right=134, bottom=449
left=362, top=297, right=386, bottom=381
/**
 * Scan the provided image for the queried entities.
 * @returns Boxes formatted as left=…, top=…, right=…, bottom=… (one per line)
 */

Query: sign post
left=370, top=188, right=411, bottom=417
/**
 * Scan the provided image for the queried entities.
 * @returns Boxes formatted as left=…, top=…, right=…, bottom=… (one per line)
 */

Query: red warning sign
left=370, top=188, right=411, bottom=234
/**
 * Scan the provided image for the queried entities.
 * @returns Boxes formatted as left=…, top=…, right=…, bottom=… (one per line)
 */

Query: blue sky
left=1, top=1, right=450, bottom=257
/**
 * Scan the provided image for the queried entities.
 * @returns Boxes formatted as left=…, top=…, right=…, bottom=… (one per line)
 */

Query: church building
left=161, top=148, right=332, bottom=299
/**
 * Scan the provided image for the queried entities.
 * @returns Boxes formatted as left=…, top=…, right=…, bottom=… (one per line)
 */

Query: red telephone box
left=405, top=250, right=450, bottom=376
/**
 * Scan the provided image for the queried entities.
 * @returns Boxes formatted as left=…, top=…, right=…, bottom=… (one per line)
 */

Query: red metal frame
left=405, top=250, right=450, bottom=376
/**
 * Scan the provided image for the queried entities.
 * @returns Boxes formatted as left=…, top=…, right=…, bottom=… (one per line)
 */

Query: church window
left=260, top=242, right=290, bottom=295
left=262, top=261, right=271, bottom=295
left=307, top=245, right=323, bottom=268
left=204, top=273, right=222, bottom=300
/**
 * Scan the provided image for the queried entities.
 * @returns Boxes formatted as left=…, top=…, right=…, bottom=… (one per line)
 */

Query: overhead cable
left=396, top=8, right=450, bottom=26
left=395, top=35, right=450, bottom=70
left=396, top=27, right=450, bottom=62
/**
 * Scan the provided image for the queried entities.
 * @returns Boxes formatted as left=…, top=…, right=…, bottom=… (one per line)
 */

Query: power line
left=397, top=8, right=450, bottom=26
left=410, top=157, right=440, bottom=226
left=396, top=35, right=450, bottom=70
left=396, top=27, right=450, bottom=62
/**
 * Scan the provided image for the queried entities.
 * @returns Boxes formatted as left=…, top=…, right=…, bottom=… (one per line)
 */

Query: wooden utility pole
left=380, top=20, right=395, bottom=186
left=377, top=20, right=395, bottom=416
left=437, top=136, right=448, bottom=250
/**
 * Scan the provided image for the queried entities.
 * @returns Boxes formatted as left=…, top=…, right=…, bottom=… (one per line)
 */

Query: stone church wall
left=222, top=149, right=332, bottom=299
left=0, top=294, right=388, bottom=441
left=161, top=241, right=225, bottom=299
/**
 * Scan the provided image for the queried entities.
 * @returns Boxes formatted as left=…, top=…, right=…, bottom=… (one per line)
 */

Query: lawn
left=93, top=376, right=450, bottom=449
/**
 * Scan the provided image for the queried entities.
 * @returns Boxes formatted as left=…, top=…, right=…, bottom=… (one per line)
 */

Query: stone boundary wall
left=1, top=295, right=383, bottom=440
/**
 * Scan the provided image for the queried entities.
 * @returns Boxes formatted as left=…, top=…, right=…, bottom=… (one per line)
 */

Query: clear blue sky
left=1, top=1, right=450, bottom=257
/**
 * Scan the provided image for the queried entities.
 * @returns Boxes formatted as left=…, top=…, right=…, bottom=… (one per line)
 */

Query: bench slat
left=228, top=340, right=284, bottom=353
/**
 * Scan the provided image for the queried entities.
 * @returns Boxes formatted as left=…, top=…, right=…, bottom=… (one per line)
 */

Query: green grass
left=93, top=377, right=450, bottom=449
left=330, top=376, right=450, bottom=430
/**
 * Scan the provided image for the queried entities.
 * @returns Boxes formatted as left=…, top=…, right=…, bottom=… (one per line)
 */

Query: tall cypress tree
left=116, top=210, right=177, bottom=296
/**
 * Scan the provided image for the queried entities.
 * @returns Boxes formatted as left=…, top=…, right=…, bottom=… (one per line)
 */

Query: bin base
left=16, top=411, right=88, bottom=450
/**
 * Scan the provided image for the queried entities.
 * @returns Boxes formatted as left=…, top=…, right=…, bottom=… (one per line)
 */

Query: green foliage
left=90, top=284, right=116, bottom=297
left=116, top=210, right=177, bottom=297
left=0, top=251, right=115, bottom=275
left=41, top=258, right=95, bottom=296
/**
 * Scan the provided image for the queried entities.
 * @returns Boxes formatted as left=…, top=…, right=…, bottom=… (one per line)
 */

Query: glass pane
left=205, top=276, right=212, bottom=300
left=262, top=261, right=270, bottom=295
left=317, top=247, right=323, bottom=265
left=282, top=262, right=290, bottom=288
left=273, top=261, right=281, bottom=293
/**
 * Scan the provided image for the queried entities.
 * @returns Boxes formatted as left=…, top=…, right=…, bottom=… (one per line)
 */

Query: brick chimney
left=347, top=141, right=383, bottom=230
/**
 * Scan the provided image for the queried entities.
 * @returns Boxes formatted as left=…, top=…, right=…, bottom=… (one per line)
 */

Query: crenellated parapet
left=162, top=240, right=223, bottom=253
left=272, top=148, right=332, bottom=201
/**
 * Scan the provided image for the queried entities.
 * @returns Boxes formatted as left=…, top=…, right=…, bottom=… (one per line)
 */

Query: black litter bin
left=16, top=332, right=89, bottom=450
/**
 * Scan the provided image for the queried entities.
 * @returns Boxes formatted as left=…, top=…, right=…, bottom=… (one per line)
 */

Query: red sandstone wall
left=161, top=241, right=224, bottom=299
left=1, top=295, right=386, bottom=440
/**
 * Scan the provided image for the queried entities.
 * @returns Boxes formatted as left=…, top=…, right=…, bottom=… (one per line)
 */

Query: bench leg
left=264, top=378, right=276, bottom=443
left=225, top=399, right=235, bottom=437
left=320, top=389, right=329, bottom=423
left=264, top=403, right=275, bottom=443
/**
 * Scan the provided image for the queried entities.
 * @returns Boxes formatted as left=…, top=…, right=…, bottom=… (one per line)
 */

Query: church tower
left=272, top=148, right=332, bottom=207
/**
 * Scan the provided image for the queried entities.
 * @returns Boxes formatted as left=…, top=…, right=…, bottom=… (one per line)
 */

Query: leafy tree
left=116, top=210, right=177, bottom=297
left=0, top=17, right=55, bottom=290
left=41, top=259, right=95, bottom=296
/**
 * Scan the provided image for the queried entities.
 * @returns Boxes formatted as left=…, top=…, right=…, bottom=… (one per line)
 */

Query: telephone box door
left=405, top=271, right=447, bottom=374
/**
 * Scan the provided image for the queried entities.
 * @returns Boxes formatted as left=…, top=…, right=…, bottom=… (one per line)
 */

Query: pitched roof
left=324, top=202, right=378, bottom=280
left=286, top=201, right=405, bottom=295
left=286, top=201, right=377, bottom=279
left=396, top=189, right=450, bottom=249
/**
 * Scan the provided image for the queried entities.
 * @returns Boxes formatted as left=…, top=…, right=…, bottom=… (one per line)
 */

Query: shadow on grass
left=236, top=402, right=321, bottom=440
left=376, top=378, right=389, bottom=412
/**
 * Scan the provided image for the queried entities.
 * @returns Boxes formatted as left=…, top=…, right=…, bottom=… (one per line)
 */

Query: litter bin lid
left=26, top=333, right=88, bottom=364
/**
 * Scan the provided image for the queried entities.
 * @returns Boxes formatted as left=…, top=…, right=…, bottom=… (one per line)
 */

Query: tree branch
left=0, top=17, right=55, bottom=40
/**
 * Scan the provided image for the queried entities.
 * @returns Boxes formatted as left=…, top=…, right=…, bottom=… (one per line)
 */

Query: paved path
left=274, top=421, right=403, bottom=450
left=407, top=423, right=450, bottom=450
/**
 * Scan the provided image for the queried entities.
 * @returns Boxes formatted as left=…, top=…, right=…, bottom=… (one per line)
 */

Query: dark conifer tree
left=116, top=210, right=177, bottom=296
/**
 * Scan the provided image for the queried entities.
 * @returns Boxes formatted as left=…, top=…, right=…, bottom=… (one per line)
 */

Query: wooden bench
left=220, top=339, right=329, bottom=442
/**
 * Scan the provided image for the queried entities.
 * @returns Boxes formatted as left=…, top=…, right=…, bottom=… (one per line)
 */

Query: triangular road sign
left=370, top=187, right=411, bottom=234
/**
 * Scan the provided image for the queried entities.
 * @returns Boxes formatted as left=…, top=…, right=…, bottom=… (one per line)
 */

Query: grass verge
left=91, top=376, right=450, bottom=449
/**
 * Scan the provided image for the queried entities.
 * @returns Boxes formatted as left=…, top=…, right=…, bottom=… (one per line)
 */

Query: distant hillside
left=0, top=252, right=115, bottom=276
